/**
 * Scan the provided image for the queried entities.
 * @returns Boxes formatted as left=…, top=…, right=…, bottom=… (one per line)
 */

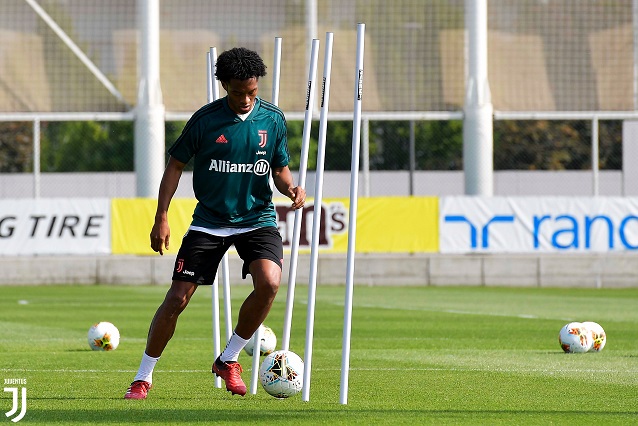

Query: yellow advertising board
left=111, top=197, right=439, bottom=255
left=111, top=198, right=196, bottom=255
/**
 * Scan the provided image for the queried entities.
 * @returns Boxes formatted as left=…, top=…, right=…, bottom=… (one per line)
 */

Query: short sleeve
left=271, top=116, right=289, bottom=168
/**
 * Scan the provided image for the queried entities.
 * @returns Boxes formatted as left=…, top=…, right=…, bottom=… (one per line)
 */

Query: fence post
left=33, top=118, right=40, bottom=199
left=463, top=0, right=493, bottom=196
left=135, top=0, right=165, bottom=197
left=362, top=118, right=370, bottom=197
left=592, top=116, right=599, bottom=196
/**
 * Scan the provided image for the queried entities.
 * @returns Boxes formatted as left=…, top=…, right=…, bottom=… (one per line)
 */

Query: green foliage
left=41, top=121, right=134, bottom=172
left=286, top=120, right=463, bottom=172
left=0, top=122, right=33, bottom=172
left=324, top=121, right=356, bottom=170
left=494, top=120, right=622, bottom=170
left=494, top=120, right=590, bottom=170
left=0, top=118, right=623, bottom=174
left=165, top=121, right=186, bottom=150
left=369, top=120, right=463, bottom=170
left=37, top=120, right=188, bottom=173
left=287, top=120, right=357, bottom=171
left=166, top=121, right=190, bottom=170
left=285, top=120, right=317, bottom=171
left=598, top=121, right=622, bottom=170
left=0, top=284, right=637, bottom=424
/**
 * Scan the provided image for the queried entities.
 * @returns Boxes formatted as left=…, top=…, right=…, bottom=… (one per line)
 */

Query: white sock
left=133, top=352, right=160, bottom=384
left=219, top=332, right=249, bottom=363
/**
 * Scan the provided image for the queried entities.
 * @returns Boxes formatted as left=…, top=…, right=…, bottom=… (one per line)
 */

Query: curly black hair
left=215, top=47, right=267, bottom=83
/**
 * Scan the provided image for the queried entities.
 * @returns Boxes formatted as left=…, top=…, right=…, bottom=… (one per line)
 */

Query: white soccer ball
left=244, top=324, right=277, bottom=356
left=582, top=321, right=606, bottom=352
left=558, top=322, right=593, bottom=353
left=87, top=321, right=120, bottom=351
left=259, top=350, right=304, bottom=398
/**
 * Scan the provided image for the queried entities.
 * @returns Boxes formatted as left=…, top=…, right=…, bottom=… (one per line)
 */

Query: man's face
left=222, top=77, right=259, bottom=115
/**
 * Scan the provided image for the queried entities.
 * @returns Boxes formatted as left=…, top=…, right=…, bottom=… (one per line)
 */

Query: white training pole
left=250, top=37, right=283, bottom=395
left=249, top=323, right=262, bottom=395
left=340, top=22, right=365, bottom=406
left=268, top=37, right=282, bottom=196
left=221, top=256, right=232, bottom=341
left=281, top=38, right=320, bottom=351
left=207, top=50, right=215, bottom=102
left=209, top=46, right=233, bottom=346
left=211, top=276, right=222, bottom=389
left=210, top=47, right=220, bottom=100
left=207, top=49, right=222, bottom=389
left=272, top=37, right=282, bottom=105
left=302, top=32, right=333, bottom=403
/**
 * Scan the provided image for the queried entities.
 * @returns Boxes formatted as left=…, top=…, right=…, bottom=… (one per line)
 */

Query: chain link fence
left=0, top=0, right=634, bottom=197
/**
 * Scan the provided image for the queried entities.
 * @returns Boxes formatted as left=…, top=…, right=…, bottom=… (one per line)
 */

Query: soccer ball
left=582, top=321, right=606, bottom=352
left=259, top=350, right=304, bottom=398
left=244, top=324, right=277, bottom=356
left=87, top=322, right=120, bottom=351
left=558, top=322, right=593, bottom=353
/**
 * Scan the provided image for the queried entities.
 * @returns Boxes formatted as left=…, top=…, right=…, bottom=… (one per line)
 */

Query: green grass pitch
left=1, top=284, right=637, bottom=425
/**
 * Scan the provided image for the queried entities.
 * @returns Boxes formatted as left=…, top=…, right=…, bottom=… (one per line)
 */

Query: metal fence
left=1, top=0, right=636, bottom=197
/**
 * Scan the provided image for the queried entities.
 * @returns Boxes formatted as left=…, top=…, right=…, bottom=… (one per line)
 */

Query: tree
left=4, top=117, right=619, bottom=176
left=494, top=120, right=591, bottom=170
left=0, top=122, right=32, bottom=172
left=368, top=120, right=463, bottom=170
left=41, top=121, right=134, bottom=172
left=494, top=120, right=622, bottom=171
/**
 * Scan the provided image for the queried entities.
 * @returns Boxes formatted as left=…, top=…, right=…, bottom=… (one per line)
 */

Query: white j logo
left=4, top=387, right=26, bottom=423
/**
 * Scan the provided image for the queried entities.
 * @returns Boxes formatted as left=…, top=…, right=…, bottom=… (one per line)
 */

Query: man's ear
left=220, top=81, right=228, bottom=92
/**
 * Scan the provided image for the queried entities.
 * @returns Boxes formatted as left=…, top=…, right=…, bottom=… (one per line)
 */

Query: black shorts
left=172, top=227, right=284, bottom=285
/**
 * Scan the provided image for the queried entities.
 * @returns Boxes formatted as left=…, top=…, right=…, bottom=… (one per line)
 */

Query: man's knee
left=250, top=260, right=281, bottom=298
left=259, top=278, right=279, bottom=298
left=163, top=282, right=195, bottom=314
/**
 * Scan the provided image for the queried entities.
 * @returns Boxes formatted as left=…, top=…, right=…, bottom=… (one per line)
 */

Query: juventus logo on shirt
left=258, top=130, right=267, bottom=148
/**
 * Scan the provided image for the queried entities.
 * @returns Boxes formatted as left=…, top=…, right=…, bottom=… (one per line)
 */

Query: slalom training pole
left=209, top=46, right=233, bottom=344
left=209, top=47, right=220, bottom=100
left=340, top=22, right=365, bottom=405
left=281, top=38, right=320, bottom=351
left=271, top=37, right=282, bottom=105
left=207, top=48, right=222, bottom=389
left=209, top=47, right=233, bottom=346
left=302, top=31, right=333, bottom=402
left=250, top=36, right=283, bottom=395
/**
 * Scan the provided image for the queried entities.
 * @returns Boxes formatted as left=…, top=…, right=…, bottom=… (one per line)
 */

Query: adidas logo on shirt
left=216, top=134, right=228, bottom=143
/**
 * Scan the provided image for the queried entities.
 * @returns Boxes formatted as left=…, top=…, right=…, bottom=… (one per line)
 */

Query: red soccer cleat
left=124, top=380, right=152, bottom=400
left=212, top=357, right=247, bottom=396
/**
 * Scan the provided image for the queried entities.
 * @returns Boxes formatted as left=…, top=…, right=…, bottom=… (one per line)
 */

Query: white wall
left=0, top=170, right=624, bottom=199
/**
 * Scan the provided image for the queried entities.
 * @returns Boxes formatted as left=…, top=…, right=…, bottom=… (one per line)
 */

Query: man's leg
left=214, top=259, right=281, bottom=395
left=125, top=280, right=197, bottom=399
left=235, top=259, right=281, bottom=339
left=145, top=280, right=198, bottom=357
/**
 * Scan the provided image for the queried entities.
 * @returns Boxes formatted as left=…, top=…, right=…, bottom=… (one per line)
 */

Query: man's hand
left=272, top=166, right=305, bottom=210
left=150, top=216, right=170, bottom=255
left=149, top=157, right=185, bottom=255
left=289, top=186, right=306, bottom=210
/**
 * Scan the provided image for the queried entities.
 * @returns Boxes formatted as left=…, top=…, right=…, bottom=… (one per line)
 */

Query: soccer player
left=124, top=47, right=306, bottom=399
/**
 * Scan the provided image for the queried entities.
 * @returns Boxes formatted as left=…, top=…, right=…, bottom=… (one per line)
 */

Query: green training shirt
left=168, top=96, right=289, bottom=229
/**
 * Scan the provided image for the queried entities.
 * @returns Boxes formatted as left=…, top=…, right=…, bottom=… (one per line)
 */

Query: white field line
left=308, top=299, right=578, bottom=322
